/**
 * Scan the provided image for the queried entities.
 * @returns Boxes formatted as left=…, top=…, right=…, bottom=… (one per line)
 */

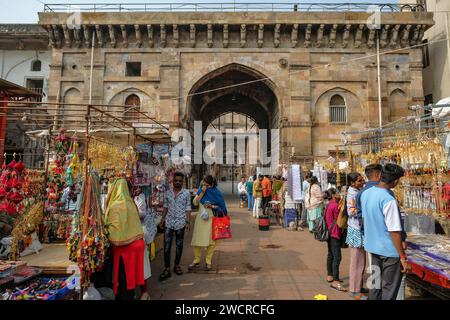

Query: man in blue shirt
left=357, top=164, right=408, bottom=240
left=361, top=163, right=411, bottom=300
left=356, top=164, right=382, bottom=231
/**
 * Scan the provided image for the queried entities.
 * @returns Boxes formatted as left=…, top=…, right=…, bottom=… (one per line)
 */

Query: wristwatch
left=185, top=220, right=190, bottom=225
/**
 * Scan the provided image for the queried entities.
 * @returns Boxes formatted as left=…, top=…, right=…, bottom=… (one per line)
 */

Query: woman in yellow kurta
left=189, top=175, right=227, bottom=271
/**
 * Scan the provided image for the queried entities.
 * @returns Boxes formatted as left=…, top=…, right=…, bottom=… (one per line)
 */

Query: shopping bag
left=336, top=197, right=348, bottom=229
left=212, top=215, right=232, bottom=241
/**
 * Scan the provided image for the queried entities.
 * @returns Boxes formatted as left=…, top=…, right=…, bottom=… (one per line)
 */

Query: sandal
left=140, top=292, right=151, bottom=300
left=326, top=276, right=334, bottom=283
left=159, top=268, right=171, bottom=281
left=330, top=283, right=348, bottom=292
left=174, top=265, right=183, bottom=275
left=205, top=264, right=213, bottom=271
left=350, top=292, right=368, bottom=300
left=188, top=262, right=200, bottom=271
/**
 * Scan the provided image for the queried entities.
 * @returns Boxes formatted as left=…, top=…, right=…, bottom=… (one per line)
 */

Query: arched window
left=124, top=94, right=140, bottom=121
left=31, top=59, right=41, bottom=72
left=329, top=94, right=347, bottom=123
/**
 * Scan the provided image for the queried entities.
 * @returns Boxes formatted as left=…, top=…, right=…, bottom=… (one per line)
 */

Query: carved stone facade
left=38, top=11, right=434, bottom=163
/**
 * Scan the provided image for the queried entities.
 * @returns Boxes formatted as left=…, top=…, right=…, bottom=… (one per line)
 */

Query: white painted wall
left=0, top=49, right=50, bottom=100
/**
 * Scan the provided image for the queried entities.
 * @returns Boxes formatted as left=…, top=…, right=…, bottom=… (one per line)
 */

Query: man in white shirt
left=300, top=172, right=312, bottom=227
left=237, top=177, right=247, bottom=208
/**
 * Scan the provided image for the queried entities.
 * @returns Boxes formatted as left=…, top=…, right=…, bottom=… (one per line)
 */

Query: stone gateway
left=39, top=5, right=434, bottom=165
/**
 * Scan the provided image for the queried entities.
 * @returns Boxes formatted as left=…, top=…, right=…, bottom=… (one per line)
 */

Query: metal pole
left=377, top=31, right=382, bottom=128
left=80, top=104, right=90, bottom=300
left=231, top=112, right=234, bottom=195
left=89, top=30, right=95, bottom=105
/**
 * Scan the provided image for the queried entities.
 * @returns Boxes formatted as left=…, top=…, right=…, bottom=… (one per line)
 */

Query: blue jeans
left=247, top=194, right=254, bottom=210
left=164, top=227, right=185, bottom=268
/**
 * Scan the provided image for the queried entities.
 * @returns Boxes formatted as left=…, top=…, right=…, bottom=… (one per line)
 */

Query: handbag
left=200, top=208, right=209, bottom=221
left=312, top=216, right=331, bottom=242
left=336, top=197, right=348, bottom=229
left=211, top=209, right=232, bottom=241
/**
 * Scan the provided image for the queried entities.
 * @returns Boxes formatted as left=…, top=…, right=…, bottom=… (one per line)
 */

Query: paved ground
left=148, top=198, right=353, bottom=300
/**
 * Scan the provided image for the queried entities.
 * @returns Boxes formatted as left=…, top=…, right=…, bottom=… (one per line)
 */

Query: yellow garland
left=82, top=140, right=137, bottom=176
left=69, top=141, right=80, bottom=177
left=10, top=201, right=44, bottom=261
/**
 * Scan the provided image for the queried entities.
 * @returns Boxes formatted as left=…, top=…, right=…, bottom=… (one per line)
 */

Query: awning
left=433, top=97, right=450, bottom=118
left=0, top=78, right=42, bottom=99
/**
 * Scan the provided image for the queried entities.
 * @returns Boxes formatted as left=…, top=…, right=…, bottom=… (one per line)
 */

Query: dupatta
left=104, top=179, right=143, bottom=246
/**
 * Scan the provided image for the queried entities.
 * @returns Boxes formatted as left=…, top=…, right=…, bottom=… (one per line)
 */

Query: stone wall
left=38, top=11, right=434, bottom=162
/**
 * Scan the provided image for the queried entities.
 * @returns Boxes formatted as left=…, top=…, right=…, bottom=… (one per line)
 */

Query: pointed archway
left=186, top=63, right=280, bottom=193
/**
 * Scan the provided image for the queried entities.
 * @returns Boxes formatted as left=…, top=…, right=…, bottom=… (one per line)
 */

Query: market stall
left=339, top=103, right=450, bottom=299
left=0, top=100, right=171, bottom=299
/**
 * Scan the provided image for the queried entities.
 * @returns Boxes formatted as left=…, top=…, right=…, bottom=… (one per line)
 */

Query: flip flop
left=330, top=283, right=348, bottom=292
left=174, top=265, right=183, bottom=275
left=188, top=262, right=200, bottom=271
left=159, top=269, right=171, bottom=281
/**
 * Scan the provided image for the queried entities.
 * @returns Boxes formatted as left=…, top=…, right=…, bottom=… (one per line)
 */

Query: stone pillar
left=159, top=51, right=180, bottom=124
left=283, top=53, right=312, bottom=160
left=82, top=48, right=104, bottom=106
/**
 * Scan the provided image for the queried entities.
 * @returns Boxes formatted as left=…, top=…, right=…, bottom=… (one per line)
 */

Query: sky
left=0, top=0, right=398, bottom=24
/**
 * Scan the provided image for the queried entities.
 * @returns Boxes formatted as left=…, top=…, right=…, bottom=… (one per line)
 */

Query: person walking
left=104, top=178, right=145, bottom=300
left=325, top=188, right=347, bottom=292
left=304, top=176, right=323, bottom=232
left=189, top=175, right=227, bottom=271
left=361, top=164, right=410, bottom=300
left=252, top=175, right=263, bottom=218
left=345, top=172, right=367, bottom=300
left=246, top=176, right=255, bottom=212
left=261, top=175, right=273, bottom=213
left=159, top=172, right=192, bottom=281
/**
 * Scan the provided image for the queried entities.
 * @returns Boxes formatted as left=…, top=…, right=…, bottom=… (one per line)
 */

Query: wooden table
left=20, top=243, right=77, bottom=275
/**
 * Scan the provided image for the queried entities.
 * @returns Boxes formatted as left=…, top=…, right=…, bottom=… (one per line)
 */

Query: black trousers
left=327, top=237, right=342, bottom=280
left=368, top=253, right=403, bottom=300
left=116, top=256, right=136, bottom=300
left=164, top=227, right=185, bottom=268
left=261, top=196, right=271, bottom=213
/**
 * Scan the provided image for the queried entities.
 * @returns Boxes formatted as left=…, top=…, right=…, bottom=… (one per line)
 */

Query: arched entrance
left=186, top=63, right=280, bottom=194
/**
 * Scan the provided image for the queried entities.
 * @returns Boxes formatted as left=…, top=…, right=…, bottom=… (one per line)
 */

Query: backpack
left=337, top=196, right=348, bottom=229
left=312, top=216, right=330, bottom=242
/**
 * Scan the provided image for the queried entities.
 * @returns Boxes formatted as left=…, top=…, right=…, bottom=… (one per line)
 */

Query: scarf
left=197, top=186, right=228, bottom=215
left=104, top=179, right=143, bottom=246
